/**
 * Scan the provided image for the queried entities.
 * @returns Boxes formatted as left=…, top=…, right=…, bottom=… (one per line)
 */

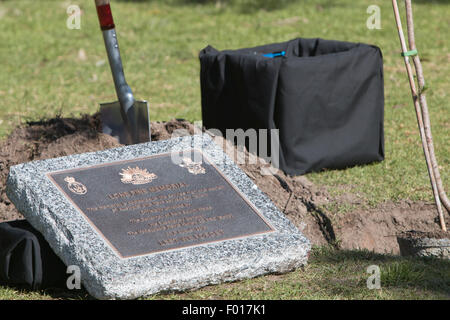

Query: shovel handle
left=95, top=0, right=115, bottom=30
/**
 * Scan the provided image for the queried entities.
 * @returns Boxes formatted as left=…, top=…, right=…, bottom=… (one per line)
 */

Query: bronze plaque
left=47, top=150, right=274, bottom=258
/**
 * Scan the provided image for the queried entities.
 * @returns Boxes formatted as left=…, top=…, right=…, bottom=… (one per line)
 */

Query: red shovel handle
left=95, top=0, right=115, bottom=30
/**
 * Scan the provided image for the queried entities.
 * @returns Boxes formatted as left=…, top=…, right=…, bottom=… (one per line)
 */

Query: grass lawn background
left=0, top=0, right=448, bottom=299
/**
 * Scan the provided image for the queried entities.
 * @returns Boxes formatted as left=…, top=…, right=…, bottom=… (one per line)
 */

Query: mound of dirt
left=334, top=201, right=449, bottom=254
left=0, top=115, right=447, bottom=255
left=0, top=115, right=194, bottom=222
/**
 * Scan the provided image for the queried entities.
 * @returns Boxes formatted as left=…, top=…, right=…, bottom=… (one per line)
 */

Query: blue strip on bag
left=262, top=51, right=286, bottom=58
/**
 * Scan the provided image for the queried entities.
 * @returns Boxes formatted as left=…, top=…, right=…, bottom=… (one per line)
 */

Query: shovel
left=95, top=0, right=150, bottom=145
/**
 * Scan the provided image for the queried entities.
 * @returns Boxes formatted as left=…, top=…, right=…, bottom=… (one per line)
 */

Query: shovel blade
left=100, top=100, right=150, bottom=145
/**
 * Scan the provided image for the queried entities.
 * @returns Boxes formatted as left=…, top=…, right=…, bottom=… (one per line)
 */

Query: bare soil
left=0, top=115, right=448, bottom=255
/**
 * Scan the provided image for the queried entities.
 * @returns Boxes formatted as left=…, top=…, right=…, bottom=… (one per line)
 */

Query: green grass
left=381, top=261, right=426, bottom=287
left=1, top=247, right=448, bottom=300
left=155, top=247, right=450, bottom=300
left=0, top=0, right=449, bottom=300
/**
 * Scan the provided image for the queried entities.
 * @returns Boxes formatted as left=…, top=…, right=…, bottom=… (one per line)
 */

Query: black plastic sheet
left=200, top=38, right=385, bottom=175
left=0, top=220, right=66, bottom=290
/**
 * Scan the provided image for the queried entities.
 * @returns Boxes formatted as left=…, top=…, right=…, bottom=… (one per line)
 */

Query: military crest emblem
left=64, top=177, right=87, bottom=195
left=119, top=166, right=157, bottom=185
left=179, top=157, right=206, bottom=175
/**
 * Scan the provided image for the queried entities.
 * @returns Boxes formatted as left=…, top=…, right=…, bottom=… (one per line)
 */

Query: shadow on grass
left=311, top=246, right=450, bottom=298
left=414, top=0, right=450, bottom=4
left=116, top=0, right=298, bottom=13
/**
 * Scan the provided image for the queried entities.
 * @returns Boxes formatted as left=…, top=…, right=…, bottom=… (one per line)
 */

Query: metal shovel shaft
left=95, top=0, right=150, bottom=145
left=102, top=27, right=138, bottom=144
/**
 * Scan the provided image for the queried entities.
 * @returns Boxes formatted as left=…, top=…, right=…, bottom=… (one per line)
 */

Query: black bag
left=199, top=38, right=385, bottom=175
left=0, top=220, right=67, bottom=290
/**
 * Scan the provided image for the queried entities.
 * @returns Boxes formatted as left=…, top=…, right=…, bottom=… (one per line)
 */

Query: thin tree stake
left=405, top=0, right=450, bottom=214
left=392, top=0, right=447, bottom=231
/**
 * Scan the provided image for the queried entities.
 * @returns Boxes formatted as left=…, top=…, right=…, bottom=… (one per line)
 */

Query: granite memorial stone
left=6, top=134, right=310, bottom=299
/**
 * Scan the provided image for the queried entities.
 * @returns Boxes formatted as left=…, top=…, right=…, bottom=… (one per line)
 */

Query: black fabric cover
left=199, top=38, right=385, bottom=175
left=0, top=220, right=67, bottom=290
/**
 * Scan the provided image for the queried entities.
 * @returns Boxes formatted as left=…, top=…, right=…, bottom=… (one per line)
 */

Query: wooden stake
left=392, top=0, right=447, bottom=231
left=404, top=0, right=450, bottom=214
